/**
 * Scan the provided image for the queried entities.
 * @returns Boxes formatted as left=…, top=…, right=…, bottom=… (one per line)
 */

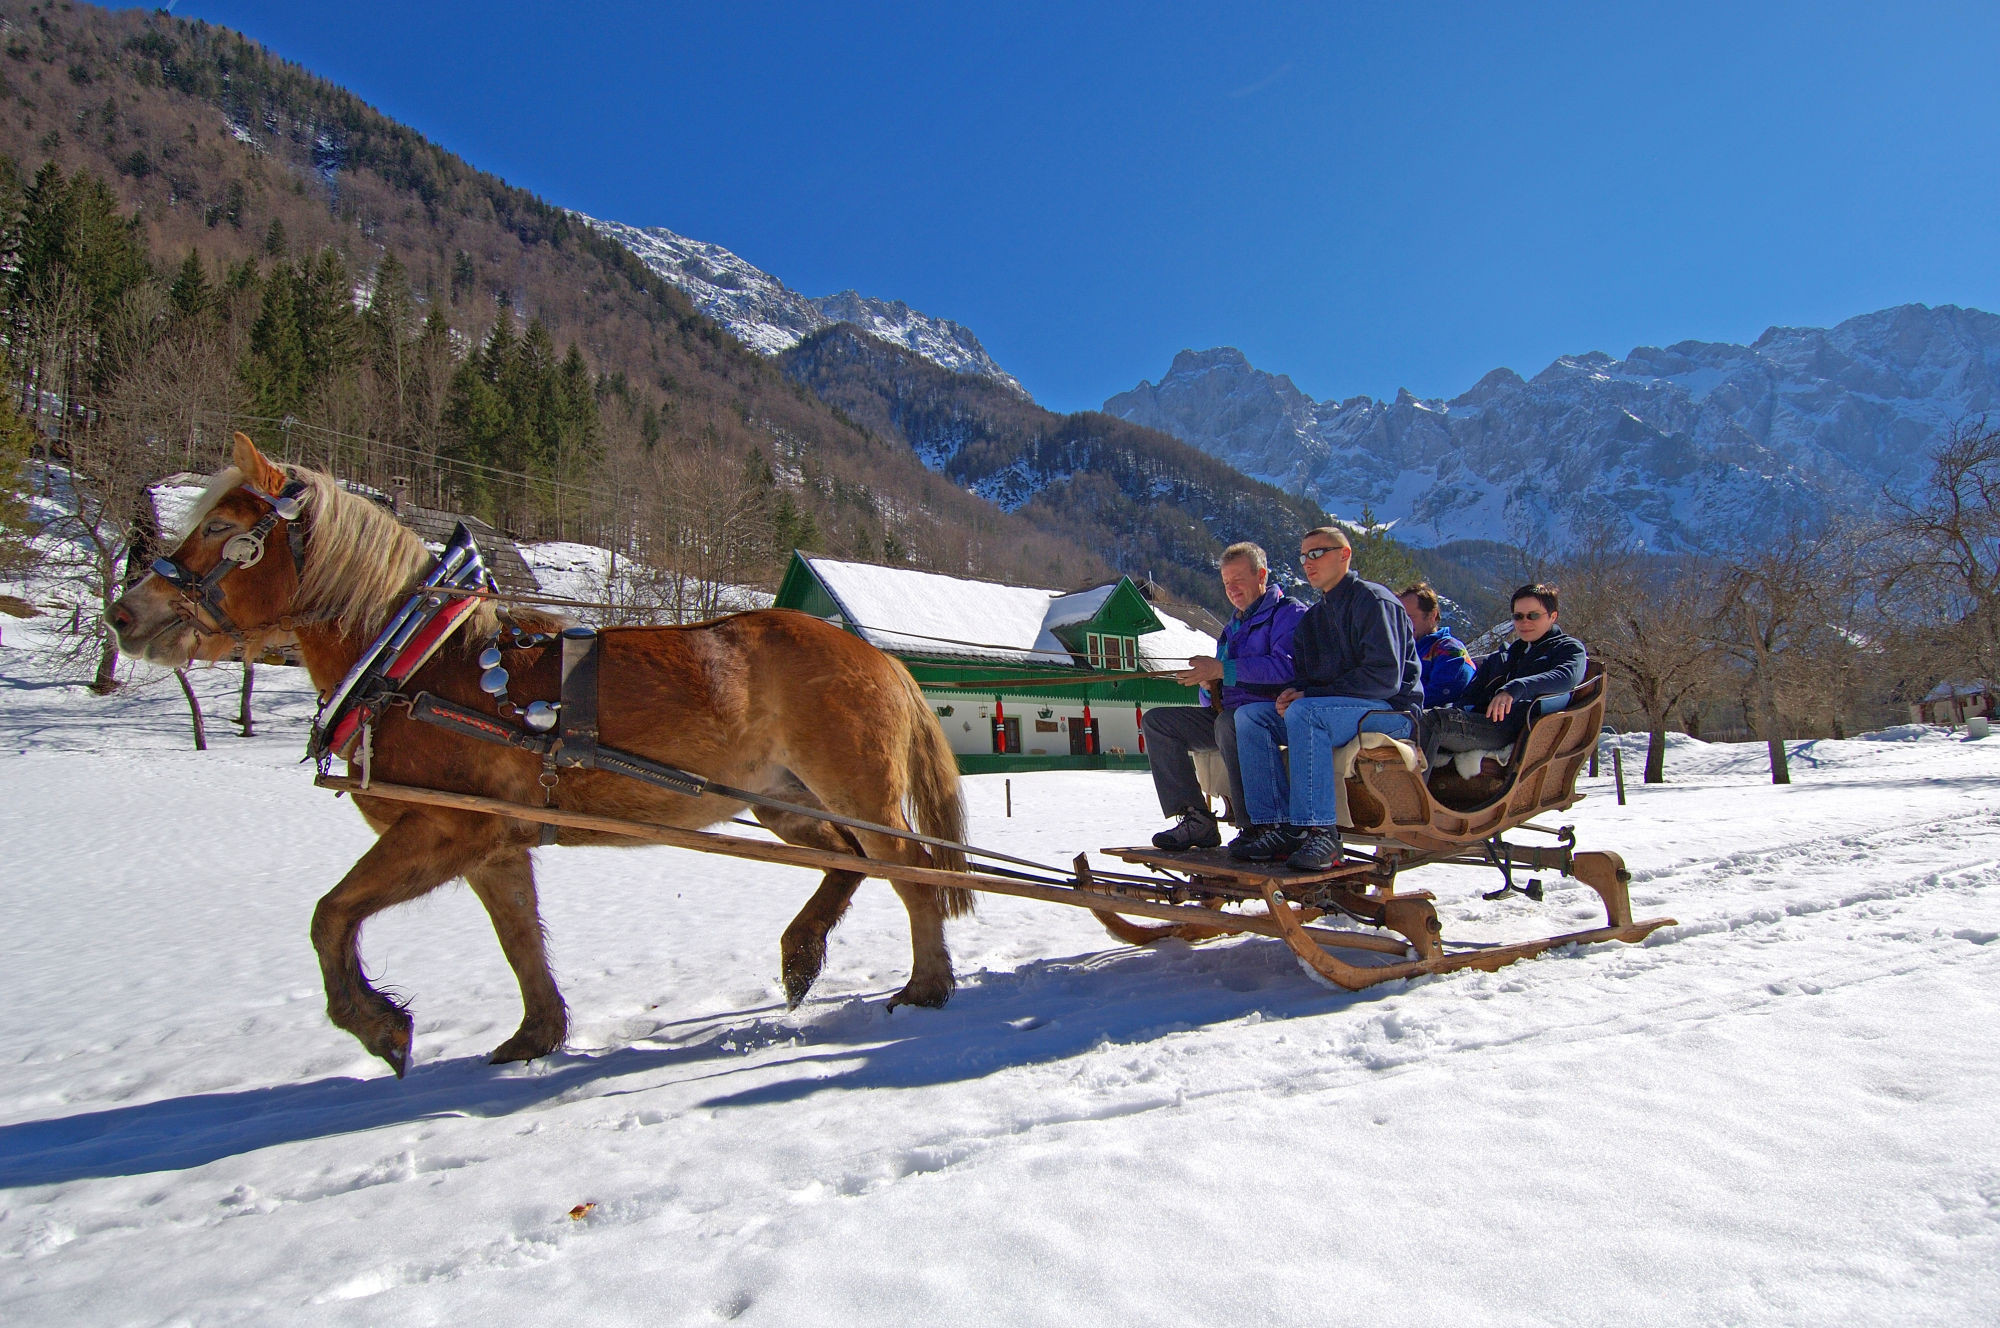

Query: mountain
left=0, top=0, right=1115, bottom=595
left=780, top=325, right=1328, bottom=616
left=581, top=216, right=1027, bottom=396
left=1105, top=305, right=2000, bottom=551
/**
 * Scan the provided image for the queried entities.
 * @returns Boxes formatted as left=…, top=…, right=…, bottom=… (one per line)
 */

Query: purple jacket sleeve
left=1225, top=599, right=1304, bottom=689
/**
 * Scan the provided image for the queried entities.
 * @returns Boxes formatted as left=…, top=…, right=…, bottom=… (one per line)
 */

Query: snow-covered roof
left=1141, top=607, right=1219, bottom=670
left=800, top=556, right=1214, bottom=666
left=1921, top=678, right=1992, bottom=703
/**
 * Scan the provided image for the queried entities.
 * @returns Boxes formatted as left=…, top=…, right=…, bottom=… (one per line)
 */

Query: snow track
left=2, top=616, right=1998, bottom=1324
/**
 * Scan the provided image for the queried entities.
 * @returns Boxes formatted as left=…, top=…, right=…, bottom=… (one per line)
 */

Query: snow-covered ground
left=3, top=606, right=1999, bottom=1324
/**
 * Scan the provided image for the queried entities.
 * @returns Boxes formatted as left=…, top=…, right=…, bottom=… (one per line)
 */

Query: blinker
left=151, top=556, right=194, bottom=587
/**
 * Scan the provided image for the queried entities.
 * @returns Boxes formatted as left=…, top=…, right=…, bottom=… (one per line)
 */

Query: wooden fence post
left=1612, top=746, right=1626, bottom=806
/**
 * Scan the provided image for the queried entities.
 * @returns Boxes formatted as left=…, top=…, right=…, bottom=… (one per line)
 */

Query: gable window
left=1086, top=633, right=1102, bottom=669
left=1122, top=636, right=1137, bottom=671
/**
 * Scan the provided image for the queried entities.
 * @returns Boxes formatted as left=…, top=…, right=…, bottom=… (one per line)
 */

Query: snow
left=4, top=605, right=2000, bottom=1323
left=516, top=542, right=773, bottom=621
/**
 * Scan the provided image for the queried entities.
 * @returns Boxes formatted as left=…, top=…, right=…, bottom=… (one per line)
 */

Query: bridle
left=149, top=478, right=312, bottom=645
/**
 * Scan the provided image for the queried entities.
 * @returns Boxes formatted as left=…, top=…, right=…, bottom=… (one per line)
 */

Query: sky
left=137, top=1, right=2000, bottom=414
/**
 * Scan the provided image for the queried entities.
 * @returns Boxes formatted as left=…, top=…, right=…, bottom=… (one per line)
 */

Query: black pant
left=1420, top=705, right=1519, bottom=772
left=1141, top=704, right=1246, bottom=825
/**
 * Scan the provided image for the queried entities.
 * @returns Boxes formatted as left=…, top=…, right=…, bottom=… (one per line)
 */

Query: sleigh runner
left=111, top=434, right=1673, bottom=1077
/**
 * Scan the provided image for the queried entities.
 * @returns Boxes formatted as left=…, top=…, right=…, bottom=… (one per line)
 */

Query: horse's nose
left=108, top=599, right=134, bottom=634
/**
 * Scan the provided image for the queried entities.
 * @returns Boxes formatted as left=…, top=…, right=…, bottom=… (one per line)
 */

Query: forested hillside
left=781, top=325, right=1354, bottom=612
left=0, top=0, right=1114, bottom=606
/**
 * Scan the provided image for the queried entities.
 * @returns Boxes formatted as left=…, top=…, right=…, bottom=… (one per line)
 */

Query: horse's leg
left=884, top=878, right=954, bottom=1010
left=755, top=797, right=864, bottom=1007
left=310, top=810, right=499, bottom=1076
left=463, top=847, right=568, bottom=1064
left=776, top=766, right=959, bottom=1011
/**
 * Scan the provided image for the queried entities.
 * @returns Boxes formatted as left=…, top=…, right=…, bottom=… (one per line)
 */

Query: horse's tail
left=896, top=661, right=975, bottom=917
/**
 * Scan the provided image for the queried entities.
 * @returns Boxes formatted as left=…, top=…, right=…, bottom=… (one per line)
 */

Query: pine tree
left=242, top=263, right=306, bottom=421
left=263, top=216, right=287, bottom=257
left=0, top=380, right=40, bottom=578
left=167, top=249, right=212, bottom=322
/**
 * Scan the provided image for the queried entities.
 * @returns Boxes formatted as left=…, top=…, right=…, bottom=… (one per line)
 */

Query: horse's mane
left=287, top=467, right=501, bottom=639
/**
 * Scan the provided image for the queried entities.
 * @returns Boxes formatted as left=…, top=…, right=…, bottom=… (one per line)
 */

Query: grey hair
left=1220, top=541, right=1267, bottom=572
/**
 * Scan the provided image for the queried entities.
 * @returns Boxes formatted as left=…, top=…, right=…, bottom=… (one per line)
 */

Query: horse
left=109, top=433, right=972, bottom=1077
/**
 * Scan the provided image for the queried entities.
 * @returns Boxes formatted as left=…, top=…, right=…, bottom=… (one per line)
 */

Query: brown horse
left=109, top=434, right=971, bottom=1076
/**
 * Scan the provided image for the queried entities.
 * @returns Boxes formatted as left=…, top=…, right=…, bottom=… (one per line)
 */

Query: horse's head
left=109, top=433, right=309, bottom=667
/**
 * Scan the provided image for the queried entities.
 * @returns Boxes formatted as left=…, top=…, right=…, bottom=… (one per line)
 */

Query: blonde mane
left=286, top=467, right=500, bottom=639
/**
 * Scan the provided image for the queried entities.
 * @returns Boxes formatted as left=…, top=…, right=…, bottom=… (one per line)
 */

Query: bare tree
left=1882, top=418, right=2000, bottom=688
left=1557, top=539, right=1722, bottom=782
left=1709, top=523, right=1856, bottom=784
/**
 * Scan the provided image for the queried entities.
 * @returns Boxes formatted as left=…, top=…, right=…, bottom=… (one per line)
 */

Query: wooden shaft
left=316, top=776, right=1295, bottom=937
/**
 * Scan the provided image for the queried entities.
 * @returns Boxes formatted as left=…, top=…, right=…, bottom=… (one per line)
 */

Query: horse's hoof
left=369, top=1023, right=412, bottom=1078
left=885, top=977, right=953, bottom=1012
left=782, top=961, right=822, bottom=1009
left=488, top=1028, right=562, bottom=1064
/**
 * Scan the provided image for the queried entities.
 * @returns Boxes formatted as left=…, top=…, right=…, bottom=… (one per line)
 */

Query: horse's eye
left=204, top=520, right=233, bottom=536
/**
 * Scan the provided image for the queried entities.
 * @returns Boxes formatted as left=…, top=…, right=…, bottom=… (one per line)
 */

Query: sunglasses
left=1512, top=610, right=1548, bottom=621
left=1300, top=547, right=1345, bottom=563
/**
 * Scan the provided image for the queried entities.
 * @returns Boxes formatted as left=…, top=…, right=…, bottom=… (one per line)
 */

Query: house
left=773, top=553, right=1215, bottom=773
left=1911, top=679, right=1995, bottom=726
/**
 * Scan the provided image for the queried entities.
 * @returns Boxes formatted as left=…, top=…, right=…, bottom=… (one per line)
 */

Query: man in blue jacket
left=1144, top=542, right=1307, bottom=850
left=1420, top=583, right=1587, bottom=772
left=1230, top=528, right=1424, bottom=871
left=1399, top=581, right=1474, bottom=707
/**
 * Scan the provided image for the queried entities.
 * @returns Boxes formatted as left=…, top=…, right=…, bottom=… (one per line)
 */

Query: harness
left=309, top=522, right=495, bottom=764
left=313, top=552, right=1048, bottom=868
left=150, top=479, right=312, bottom=644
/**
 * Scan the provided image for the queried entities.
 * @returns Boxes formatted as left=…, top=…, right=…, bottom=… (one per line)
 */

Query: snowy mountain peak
left=1104, top=303, right=2000, bottom=552
left=577, top=214, right=1026, bottom=395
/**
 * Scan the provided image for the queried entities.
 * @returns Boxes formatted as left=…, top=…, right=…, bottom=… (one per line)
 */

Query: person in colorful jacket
left=1144, top=542, right=1308, bottom=850
left=1398, top=581, right=1474, bottom=707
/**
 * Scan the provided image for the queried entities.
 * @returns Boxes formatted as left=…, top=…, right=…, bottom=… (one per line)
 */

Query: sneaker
left=1285, top=826, right=1344, bottom=872
left=1152, top=810, right=1221, bottom=851
left=1228, top=824, right=1304, bottom=863
left=1226, top=823, right=1271, bottom=854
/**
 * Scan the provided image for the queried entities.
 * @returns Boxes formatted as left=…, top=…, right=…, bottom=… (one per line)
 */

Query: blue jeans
left=1237, top=697, right=1415, bottom=827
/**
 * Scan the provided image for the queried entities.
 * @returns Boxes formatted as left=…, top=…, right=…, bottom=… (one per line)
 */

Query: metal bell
left=480, top=666, right=510, bottom=695
left=478, top=646, right=503, bottom=670
left=523, top=701, right=559, bottom=731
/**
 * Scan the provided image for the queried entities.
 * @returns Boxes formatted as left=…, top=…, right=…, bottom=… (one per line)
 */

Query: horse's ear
left=231, top=431, right=286, bottom=495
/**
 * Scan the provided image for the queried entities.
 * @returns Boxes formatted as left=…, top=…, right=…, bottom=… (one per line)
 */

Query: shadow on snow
left=0, top=934, right=1390, bottom=1187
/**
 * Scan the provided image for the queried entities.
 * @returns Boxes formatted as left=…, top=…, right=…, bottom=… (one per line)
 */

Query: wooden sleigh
left=1095, top=666, right=1675, bottom=990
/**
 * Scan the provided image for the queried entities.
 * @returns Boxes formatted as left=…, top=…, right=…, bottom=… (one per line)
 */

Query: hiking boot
left=1285, top=826, right=1344, bottom=872
left=1152, top=810, right=1221, bottom=851
left=1228, top=824, right=1304, bottom=863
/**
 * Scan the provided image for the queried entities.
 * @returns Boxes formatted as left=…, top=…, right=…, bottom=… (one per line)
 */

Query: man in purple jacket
left=1144, top=542, right=1308, bottom=849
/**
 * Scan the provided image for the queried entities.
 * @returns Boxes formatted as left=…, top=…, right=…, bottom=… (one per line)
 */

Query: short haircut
left=1399, top=582, right=1440, bottom=615
left=1220, top=541, right=1267, bottom=572
left=1301, top=526, right=1352, bottom=550
left=1511, top=582, right=1559, bottom=615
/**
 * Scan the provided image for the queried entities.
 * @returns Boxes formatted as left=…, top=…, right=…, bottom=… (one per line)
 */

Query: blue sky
left=149, top=2, right=2000, bottom=413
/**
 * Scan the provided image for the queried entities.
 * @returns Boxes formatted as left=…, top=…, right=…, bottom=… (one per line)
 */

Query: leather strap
left=556, top=627, right=601, bottom=770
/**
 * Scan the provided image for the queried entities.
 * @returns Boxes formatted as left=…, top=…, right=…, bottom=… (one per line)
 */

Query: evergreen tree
left=263, top=216, right=287, bottom=257
left=242, top=263, right=306, bottom=421
left=0, top=381, right=39, bottom=577
left=294, top=247, right=359, bottom=386
left=167, top=249, right=212, bottom=322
